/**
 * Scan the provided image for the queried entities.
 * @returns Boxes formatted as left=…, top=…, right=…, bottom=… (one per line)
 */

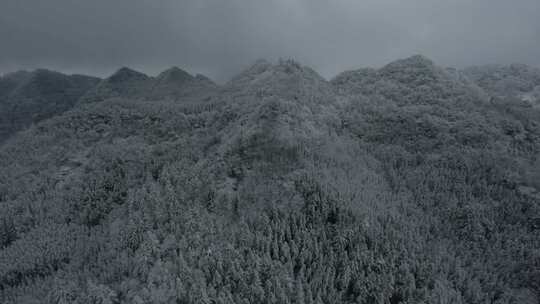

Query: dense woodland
left=0, top=56, right=539, bottom=303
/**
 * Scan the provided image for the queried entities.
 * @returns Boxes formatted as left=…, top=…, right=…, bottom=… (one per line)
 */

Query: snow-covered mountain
left=0, top=56, right=539, bottom=303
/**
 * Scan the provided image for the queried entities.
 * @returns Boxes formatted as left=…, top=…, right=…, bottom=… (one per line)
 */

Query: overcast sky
left=1, top=0, right=539, bottom=82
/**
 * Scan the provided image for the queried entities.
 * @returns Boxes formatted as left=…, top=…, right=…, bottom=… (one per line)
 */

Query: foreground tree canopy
left=0, top=56, right=539, bottom=303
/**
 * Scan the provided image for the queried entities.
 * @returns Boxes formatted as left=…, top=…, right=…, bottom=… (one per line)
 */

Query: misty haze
left=1, top=1, right=540, bottom=304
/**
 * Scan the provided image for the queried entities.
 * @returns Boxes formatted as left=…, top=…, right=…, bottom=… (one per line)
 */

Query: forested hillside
left=0, top=56, right=538, bottom=304
left=463, top=64, right=540, bottom=106
left=0, top=70, right=100, bottom=142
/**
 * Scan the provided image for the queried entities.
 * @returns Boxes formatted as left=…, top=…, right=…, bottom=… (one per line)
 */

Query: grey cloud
left=1, top=0, right=539, bottom=82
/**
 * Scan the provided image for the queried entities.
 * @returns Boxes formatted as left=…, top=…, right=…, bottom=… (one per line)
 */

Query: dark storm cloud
left=1, top=0, right=539, bottom=82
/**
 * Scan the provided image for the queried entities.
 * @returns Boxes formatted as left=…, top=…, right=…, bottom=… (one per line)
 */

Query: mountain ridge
left=0, top=55, right=539, bottom=303
left=0, top=69, right=100, bottom=142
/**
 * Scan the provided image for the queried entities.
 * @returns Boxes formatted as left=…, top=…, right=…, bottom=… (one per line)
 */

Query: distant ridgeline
left=78, top=66, right=218, bottom=104
left=0, top=66, right=217, bottom=143
left=0, top=69, right=100, bottom=142
left=0, top=56, right=539, bottom=303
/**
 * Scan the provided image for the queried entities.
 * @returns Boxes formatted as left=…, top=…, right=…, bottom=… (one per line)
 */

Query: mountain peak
left=156, top=67, right=193, bottom=84
left=108, top=67, right=149, bottom=83
left=225, top=58, right=333, bottom=105
left=78, top=67, right=151, bottom=103
left=148, top=68, right=218, bottom=100
left=230, top=59, right=325, bottom=86
left=378, top=54, right=443, bottom=87
left=406, top=54, right=434, bottom=64
left=382, top=54, right=435, bottom=71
